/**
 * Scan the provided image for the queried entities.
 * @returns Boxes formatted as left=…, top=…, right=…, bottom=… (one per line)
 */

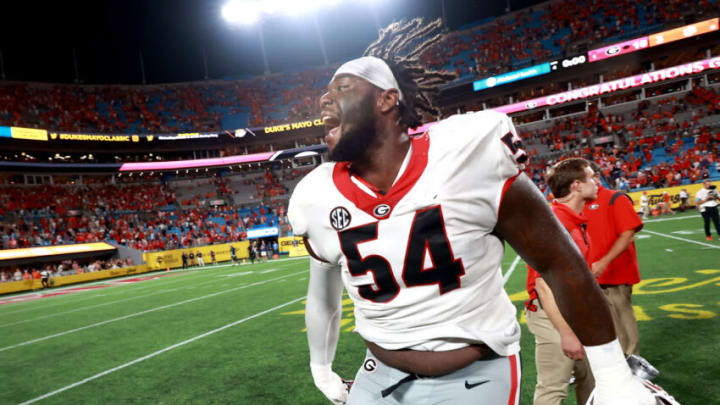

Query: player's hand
left=560, top=333, right=585, bottom=360
left=591, top=260, right=608, bottom=277
left=310, top=364, right=350, bottom=405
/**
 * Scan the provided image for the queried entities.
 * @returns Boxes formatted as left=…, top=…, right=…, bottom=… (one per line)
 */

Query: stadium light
left=222, top=0, right=346, bottom=24
left=222, top=0, right=262, bottom=25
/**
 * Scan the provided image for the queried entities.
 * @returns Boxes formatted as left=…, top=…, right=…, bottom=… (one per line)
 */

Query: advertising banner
left=278, top=236, right=309, bottom=257
left=11, top=127, right=48, bottom=141
left=0, top=264, right=150, bottom=296
left=246, top=227, right=278, bottom=239
left=50, top=133, right=136, bottom=142
left=626, top=181, right=720, bottom=212
left=142, top=241, right=251, bottom=270
left=263, top=119, right=324, bottom=134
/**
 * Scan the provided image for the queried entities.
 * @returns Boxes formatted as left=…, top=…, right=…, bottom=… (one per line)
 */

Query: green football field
left=1, top=211, right=718, bottom=404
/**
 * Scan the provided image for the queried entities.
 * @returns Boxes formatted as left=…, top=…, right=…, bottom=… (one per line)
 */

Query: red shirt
left=582, top=186, right=643, bottom=285
left=525, top=201, right=591, bottom=311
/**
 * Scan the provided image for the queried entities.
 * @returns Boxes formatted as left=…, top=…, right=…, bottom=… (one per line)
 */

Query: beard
left=329, top=91, right=378, bottom=162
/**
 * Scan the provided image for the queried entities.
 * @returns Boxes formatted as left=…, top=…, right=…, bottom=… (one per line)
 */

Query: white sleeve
left=494, top=113, right=528, bottom=177
left=287, top=190, right=308, bottom=237
left=305, top=257, right=344, bottom=366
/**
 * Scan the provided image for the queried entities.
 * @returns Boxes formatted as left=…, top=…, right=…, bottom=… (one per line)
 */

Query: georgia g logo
left=363, top=358, right=377, bottom=373
left=330, top=207, right=351, bottom=231
left=605, top=46, right=621, bottom=55
left=373, top=204, right=391, bottom=218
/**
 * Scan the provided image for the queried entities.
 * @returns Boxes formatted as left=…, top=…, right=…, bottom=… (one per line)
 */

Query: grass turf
left=1, top=211, right=718, bottom=404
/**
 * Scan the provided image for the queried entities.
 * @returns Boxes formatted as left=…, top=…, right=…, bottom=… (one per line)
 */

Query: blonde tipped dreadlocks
left=363, top=18, right=456, bottom=128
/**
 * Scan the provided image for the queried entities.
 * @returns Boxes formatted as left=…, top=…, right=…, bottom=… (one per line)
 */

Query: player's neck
left=351, top=130, right=411, bottom=195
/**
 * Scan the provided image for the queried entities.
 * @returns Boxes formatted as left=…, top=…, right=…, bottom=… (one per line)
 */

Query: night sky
left=0, top=0, right=546, bottom=84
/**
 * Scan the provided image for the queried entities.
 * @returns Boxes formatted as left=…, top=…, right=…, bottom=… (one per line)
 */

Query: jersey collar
left=332, top=133, right=429, bottom=220
left=551, top=200, right=587, bottom=227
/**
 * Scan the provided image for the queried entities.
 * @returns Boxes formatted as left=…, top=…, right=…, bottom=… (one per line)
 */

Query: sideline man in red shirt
left=525, top=158, right=598, bottom=405
left=583, top=162, right=644, bottom=356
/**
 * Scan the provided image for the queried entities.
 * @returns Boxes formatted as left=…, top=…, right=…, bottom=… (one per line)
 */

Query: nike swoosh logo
left=464, top=379, right=490, bottom=389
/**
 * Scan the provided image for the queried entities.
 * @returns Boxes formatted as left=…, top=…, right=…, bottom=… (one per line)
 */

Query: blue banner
left=473, top=62, right=551, bottom=92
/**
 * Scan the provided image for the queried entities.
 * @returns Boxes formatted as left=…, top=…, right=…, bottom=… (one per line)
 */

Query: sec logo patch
left=330, top=207, right=351, bottom=231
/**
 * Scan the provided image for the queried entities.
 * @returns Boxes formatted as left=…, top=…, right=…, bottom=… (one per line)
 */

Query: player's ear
left=377, top=89, right=400, bottom=114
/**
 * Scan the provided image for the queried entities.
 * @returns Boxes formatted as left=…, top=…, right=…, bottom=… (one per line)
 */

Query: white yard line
left=0, top=270, right=307, bottom=353
left=0, top=288, right=180, bottom=328
left=641, top=230, right=720, bottom=249
left=260, top=268, right=284, bottom=274
left=1, top=258, right=308, bottom=314
left=503, top=255, right=523, bottom=285
left=18, top=295, right=306, bottom=405
left=642, top=215, right=696, bottom=223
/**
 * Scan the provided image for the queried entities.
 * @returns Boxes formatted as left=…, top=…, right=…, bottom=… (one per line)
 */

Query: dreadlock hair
left=362, top=18, right=457, bottom=129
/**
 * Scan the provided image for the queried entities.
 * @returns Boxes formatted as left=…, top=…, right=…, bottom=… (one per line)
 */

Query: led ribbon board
left=589, top=18, right=719, bottom=62
left=473, top=63, right=551, bottom=92
left=119, top=152, right=275, bottom=171
left=410, top=56, right=720, bottom=134
left=0, top=242, right=117, bottom=262
left=495, top=57, right=719, bottom=114
left=0, top=126, right=48, bottom=141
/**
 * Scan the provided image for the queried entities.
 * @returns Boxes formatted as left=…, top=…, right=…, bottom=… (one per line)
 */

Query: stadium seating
left=1, top=0, right=719, bottom=267
left=1, top=0, right=717, bottom=134
left=0, top=168, right=299, bottom=255
left=519, top=87, right=720, bottom=196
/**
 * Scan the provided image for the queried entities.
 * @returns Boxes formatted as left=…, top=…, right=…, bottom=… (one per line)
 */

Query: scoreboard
left=589, top=18, right=718, bottom=62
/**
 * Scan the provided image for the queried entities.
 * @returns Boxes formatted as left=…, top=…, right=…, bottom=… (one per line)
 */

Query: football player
left=289, top=18, right=669, bottom=405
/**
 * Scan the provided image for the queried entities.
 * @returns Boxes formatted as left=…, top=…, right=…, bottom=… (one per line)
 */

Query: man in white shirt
left=640, top=191, right=650, bottom=219
left=695, top=180, right=720, bottom=241
left=678, top=189, right=689, bottom=212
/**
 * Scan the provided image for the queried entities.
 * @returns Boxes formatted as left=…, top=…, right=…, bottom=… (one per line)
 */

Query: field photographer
left=695, top=180, right=720, bottom=241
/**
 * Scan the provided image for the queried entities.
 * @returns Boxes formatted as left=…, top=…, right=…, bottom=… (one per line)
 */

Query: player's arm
left=496, top=175, right=654, bottom=404
left=591, top=229, right=635, bottom=277
left=303, top=239, right=349, bottom=405
left=534, top=277, right=584, bottom=360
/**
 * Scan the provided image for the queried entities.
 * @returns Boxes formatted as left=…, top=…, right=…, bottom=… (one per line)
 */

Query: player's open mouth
left=322, top=115, right=341, bottom=138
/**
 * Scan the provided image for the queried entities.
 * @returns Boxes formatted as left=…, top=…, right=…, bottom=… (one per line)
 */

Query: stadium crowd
left=1, top=0, right=716, bottom=135
left=0, top=0, right=719, bottom=288
left=1, top=80, right=718, bottom=254
left=0, top=257, right=134, bottom=285
left=522, top=87, right=720, bottom=195
left=0, top=173, right=290, bottom=254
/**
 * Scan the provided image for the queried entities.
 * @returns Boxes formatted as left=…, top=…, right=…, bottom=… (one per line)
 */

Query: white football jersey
left=288, top=111, right=526, bottom=356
